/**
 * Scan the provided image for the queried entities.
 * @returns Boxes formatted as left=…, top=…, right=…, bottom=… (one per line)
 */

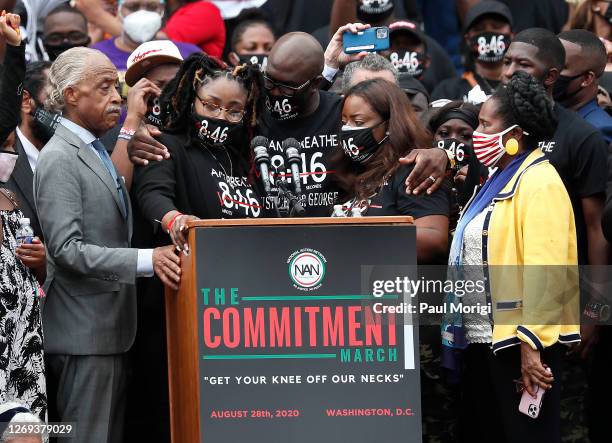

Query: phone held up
left=342, top=27, right=390, bottom=54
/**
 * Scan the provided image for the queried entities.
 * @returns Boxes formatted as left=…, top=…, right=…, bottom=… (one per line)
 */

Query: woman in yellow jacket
left=443, top=71, right=580, bottom=443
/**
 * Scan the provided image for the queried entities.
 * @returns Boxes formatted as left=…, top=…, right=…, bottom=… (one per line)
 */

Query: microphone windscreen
left=281, top=138, right=301, bottom=150
left=251, top=135, right=269, bottom=149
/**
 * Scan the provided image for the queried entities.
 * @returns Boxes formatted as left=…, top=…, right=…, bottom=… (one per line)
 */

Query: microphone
left=282, top=138, right=302, bottom=195
left=251, top=136, right=271, bottom=194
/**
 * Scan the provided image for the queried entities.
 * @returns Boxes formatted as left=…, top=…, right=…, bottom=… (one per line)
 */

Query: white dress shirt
left=16, top=127, right=40, bottom=172
left=61, top=118, right=154, bottom=277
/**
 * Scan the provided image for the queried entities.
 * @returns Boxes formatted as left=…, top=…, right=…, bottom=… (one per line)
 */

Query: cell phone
left=518, top=384, right=545, bottom=419
left=342, top=27, right=390, bottom=54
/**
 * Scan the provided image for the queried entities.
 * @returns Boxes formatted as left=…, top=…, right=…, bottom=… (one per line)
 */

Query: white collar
left=15, top=127, right=40, bottom=172
left=60, top=117, right=97, bottom=146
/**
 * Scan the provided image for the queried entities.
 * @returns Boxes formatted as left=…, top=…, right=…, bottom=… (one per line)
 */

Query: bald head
left=267, top=32, right=324, bottom=84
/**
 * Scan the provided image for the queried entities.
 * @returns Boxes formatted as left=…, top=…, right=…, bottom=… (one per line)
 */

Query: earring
left=505, top=138, right=519, bottom=155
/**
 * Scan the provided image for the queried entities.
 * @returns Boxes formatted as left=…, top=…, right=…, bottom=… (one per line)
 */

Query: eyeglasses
left=262, top=74, right=312, bottom=96
left=44, top=32, right=90, bottom=46
left=196, top=97, right=245, bottom=123
left=120, top=1, right=164, bottom=14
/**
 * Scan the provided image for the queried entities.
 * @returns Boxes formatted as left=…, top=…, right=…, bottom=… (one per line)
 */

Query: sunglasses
left=262, top=74, right=313, bottom=97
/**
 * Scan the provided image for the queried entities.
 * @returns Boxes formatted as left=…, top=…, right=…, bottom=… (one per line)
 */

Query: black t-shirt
left=539, top=104, right=608, bottom=264
left=431, top=73, right=500, bottom=101
left=256, top=90, right=343, bottom=216
left=134, top=132, right=269, bottom=226
left=335, top=164, right=451, bottom=218
left=500, top=0, right=568, bottom=34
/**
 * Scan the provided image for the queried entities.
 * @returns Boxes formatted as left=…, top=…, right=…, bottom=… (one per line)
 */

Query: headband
left=434, top=109, right=479, bottom=131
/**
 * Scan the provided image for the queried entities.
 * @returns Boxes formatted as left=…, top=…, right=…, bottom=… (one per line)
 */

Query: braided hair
left=491, top=71, right=558, bottom=148
left=160, top=52, right=263, bottom=133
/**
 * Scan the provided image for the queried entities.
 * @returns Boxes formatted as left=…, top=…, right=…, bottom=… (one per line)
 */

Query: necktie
left=91, top=139, right=128, bottom=219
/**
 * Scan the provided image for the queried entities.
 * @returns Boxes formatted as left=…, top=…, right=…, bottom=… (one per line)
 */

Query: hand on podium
left=153, top=245, right=181, bottom=290
left=164, top=213, right=199, bottom=254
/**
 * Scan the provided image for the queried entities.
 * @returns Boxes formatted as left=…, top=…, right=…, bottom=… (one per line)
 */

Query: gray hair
left=46, top=47, right=106, bottom=113
left=0, top=402, right=43, bottom=443
left=342, top=54, right=399, bottom=93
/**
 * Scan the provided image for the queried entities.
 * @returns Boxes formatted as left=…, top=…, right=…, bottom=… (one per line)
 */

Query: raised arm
left=0, top=12, right=24, bottom=146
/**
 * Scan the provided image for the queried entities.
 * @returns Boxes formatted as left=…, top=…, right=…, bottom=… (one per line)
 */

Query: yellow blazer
left=466, top=149, right=581, bottom=353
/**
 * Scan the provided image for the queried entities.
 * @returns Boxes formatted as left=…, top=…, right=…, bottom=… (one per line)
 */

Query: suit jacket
left=34, top=124, right=138, bottom=355
left=4, top=137, right=43, bottom=239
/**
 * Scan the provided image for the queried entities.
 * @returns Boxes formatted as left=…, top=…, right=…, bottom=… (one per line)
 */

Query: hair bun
left=507, top=71, right=557, bottom=142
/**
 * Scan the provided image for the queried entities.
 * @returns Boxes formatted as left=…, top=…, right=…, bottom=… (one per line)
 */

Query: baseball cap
left=398, top=73, right=430, bottom=99
left=125, top=40, right=183, bottom=87
left=463, top=1, right=513, bottom=33
left=388, top=20, right=428, bottom=49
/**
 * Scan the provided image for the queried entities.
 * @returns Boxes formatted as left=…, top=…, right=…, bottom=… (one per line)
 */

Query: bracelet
left=166, top=212, right=183, bottom=232
left=117, top=133, right=132, bottom=141
left=120, top=127, right=137, bottom=137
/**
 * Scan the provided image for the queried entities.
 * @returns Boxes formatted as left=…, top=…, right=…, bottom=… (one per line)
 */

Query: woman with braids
left=133, top=53, right=270, bottom=253
left=443, top=71, right=580, bottom=442
left=333, top=78, right=450, bottom=264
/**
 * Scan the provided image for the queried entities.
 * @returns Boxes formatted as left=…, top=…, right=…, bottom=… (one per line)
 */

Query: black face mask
left=552, top=73, right=585, bottom=102
left=469, top=32, right=511, bottom=63
left=238, top=54, right=268, bottom=70
left=192, top=113, right=243, bottom=149
left=32, top=106, right=61, bottom=143
left=341, top=121, right=388, bottom=164
left=265, top=90, right=309, bottom=121
left=145, top=97, right=163, bottom=128
left=388, top=50, right=426, bottom=77
left=44, top=42, right=88, bottom=61
left=435, top=138, right=470, bottom=167
left=357, top=0, right=394, bottom=24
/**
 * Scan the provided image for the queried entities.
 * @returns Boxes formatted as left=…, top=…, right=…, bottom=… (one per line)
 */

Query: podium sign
left=182, top=218, right=421, bottom=442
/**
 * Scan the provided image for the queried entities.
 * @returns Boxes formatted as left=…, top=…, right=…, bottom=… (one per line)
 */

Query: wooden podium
left=165, top=216, right=417, bottom=443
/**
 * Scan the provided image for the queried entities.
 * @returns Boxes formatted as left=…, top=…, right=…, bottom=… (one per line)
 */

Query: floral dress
left=0, top=200, right=46, bottom=420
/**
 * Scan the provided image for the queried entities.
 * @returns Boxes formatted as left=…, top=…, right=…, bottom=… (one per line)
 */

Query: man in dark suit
left=5, top=61, right=52, bottom=239
left=34, top=47, right=181, bottom=443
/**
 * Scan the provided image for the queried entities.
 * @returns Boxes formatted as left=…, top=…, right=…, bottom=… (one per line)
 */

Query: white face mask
left=122, top=10, right=163, bottom=44
left=0, top=150, right=18, bottom=183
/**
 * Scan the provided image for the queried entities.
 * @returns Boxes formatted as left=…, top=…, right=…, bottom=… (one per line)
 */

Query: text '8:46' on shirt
left=256, top=90, right=343, bottom=217
left=133, top=132, right=271, bottom=228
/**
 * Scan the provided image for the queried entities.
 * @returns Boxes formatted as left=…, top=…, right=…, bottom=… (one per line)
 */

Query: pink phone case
left=519, top=384, right=545, bottom=419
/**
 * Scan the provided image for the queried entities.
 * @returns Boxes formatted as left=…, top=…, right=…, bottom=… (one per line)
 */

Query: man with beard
left=4, top=61, right=51, bottom=240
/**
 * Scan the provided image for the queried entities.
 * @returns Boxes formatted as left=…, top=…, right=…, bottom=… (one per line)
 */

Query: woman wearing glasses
left=133, top=53, right=269, bottom=252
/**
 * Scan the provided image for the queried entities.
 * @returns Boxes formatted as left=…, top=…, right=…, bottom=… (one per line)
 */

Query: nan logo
left=287, top=248, right=327, bottom=291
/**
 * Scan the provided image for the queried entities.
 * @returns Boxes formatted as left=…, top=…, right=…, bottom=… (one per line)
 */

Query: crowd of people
left=0, top=0, right=611, bottom=442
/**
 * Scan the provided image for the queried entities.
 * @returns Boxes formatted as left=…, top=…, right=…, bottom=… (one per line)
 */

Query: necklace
left=202, top=145, right=234, bottom=179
